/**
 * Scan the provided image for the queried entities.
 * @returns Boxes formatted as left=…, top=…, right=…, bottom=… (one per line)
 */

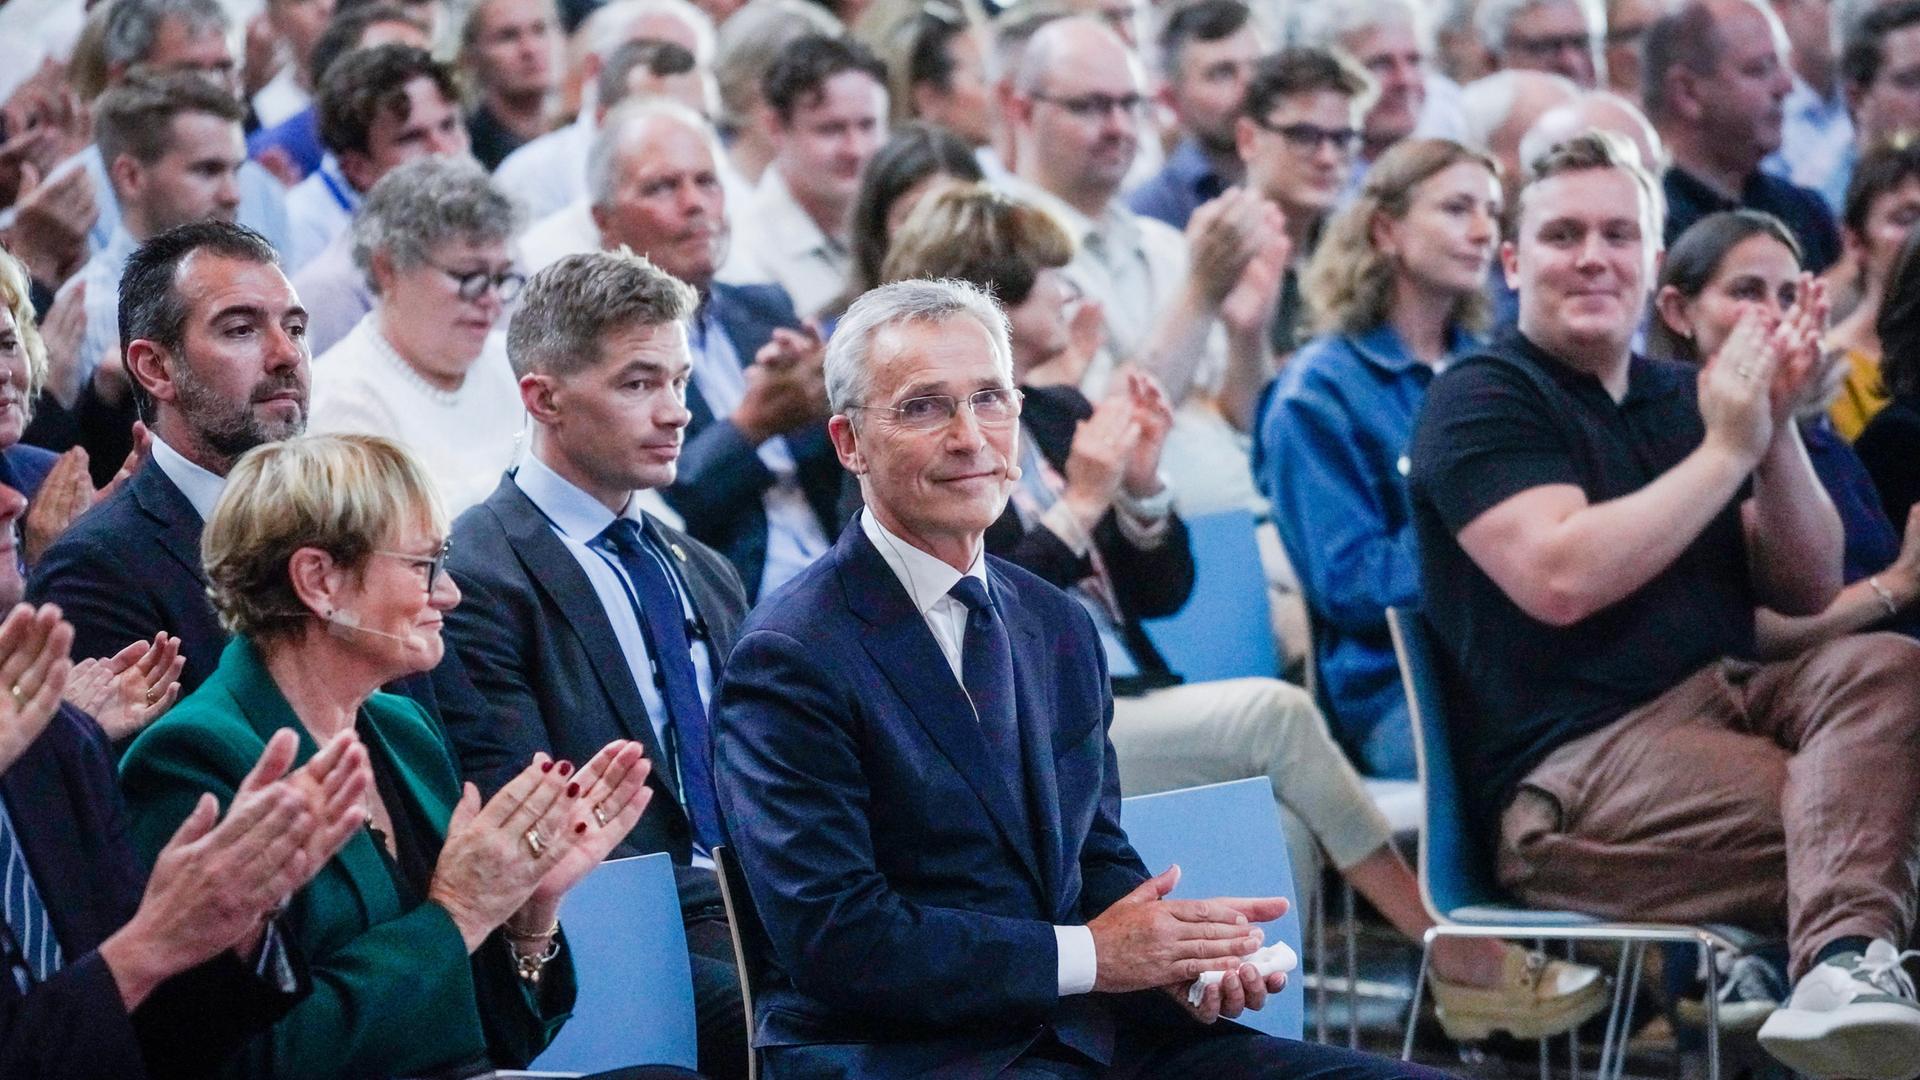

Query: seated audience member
left=1290, top=0, right=1473, bottom=185
left=247, top=5, right=433, bottom=185
left=585, top=101, right=840, bottom=599
left=0, top=577, right=374, bottom=1077
left=832, top=122, right=986, bottom=320
left=309, top=159, right=527, bottom=514
left=711, top=275, right=1456, bottom=1079
left=518, top=38, right=714, bottom=276
left=438, top=251, right=752, bottom=1079
left=1643, top=0, right=1840, bottom=271
left=0, top=253, right=62, bottom=509
left=726, top=35, right=890, bottom=319
left=1856, top=228, right=1920, bottom=534
left=119, top=433, right=660, bottom=1079
left=872, top=3, right=992, bottom=150
left=1127, top=0, right=1264, bottom=230
left=1797, top=0, right=1920, bottom=212
left=461, top=0, right=563, bottom=171
left=981, top=3, right=1068, bottom=186
left=1761, top=0, right=1852, bottom=205
left=1235, top=49, right=1374, bottom=357
left=1516, top=89, right=1667, bottom=181
left=251, top=0, right=337, bottom=131
left=62, top=73, right=245, bottom=478
left=1602, top=0, right=1669, bottom=100
left=1260, top=138, right=1502, bottom=781
left=1477, top=0, right=1605, bottom=88
left=496, top=0, right=722, bottom=225
left=1458, top=67, right=1578, bottom=321
left=1436, top=0, right=1495, bottom=83
left=711, top=0, right=845, bottom=192
left=1652, top=209, right=1920, bottom=647
left=57, top=0, right=291, bottom=257
left=1408, top=130, right=1920, bottom=1080
left=1827, top=140, right=1920, bottom=439
left=885, top=182, right=1607, bottom=1039
left=284, top=44, right=469, bottom=273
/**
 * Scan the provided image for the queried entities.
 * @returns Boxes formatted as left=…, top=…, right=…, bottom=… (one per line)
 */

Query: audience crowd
left=1, top=0, right=1920, bottom=1075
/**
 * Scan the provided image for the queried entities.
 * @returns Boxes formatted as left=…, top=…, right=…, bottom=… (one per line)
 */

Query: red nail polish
left=558, top=761, right=573, bottom=776
left=574, top=821, right=587, bottom=834
left=540, top=761, right=554, bottom=773
left=566, top=782, right=580, bottom=797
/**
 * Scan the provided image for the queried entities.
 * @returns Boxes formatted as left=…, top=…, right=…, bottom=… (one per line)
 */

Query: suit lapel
left=131, top=465, right=211, bottom=586
left=490, top=486, right=682, bottom=806
left=993, top=564, right=1065, bottom=909
left=837, top=526, right=1047, bottom=896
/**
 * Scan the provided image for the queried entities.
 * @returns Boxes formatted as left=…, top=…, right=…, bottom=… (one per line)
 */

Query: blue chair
left=533, top=852, right=700, bottom=1073
left=1387, top=608, right=1752, bottom=1080
left=1121, top=777, right=1305, bottom=1041
left=1141, top=508, right=1279, bottom=683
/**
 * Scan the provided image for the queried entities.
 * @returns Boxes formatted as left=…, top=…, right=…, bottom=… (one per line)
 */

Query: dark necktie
left=0, top=801, right=60, bottom=990
left=947, top=577, right=1023, bottom=775
left=597, top=519, right=723, bottom=850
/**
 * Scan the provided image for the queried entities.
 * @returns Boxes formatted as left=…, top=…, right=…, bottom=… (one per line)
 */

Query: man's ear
left=124, top=339, right=176, bottom=407
left=827, top=413, right=864, bottom=474
left=1234, top=115, right=1257, bottom=166
left=107, top=153, right=144, bottom=202
left=1499, top=238, right=1521, bottom=291
left=520, top=372, right=562, bottom=424
left=1652, top=284, right=1694, bottom=347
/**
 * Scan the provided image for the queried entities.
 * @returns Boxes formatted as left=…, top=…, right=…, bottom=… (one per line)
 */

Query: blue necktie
left=597, top=519, right=724, bottom=851
left=948, top=577, right=1023, bottom=776
left=0, top=800, right=60, bottom=990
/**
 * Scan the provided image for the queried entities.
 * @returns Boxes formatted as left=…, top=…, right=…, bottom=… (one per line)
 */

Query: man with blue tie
left=711, top=278, right=1447, bottom=1078
left=435, top=250, right=750, bottom=1079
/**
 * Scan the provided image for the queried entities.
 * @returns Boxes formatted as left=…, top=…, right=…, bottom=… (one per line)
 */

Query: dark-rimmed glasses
left=375, top=539, right=452, bottom=593
left=1250, top=118, right=1362, bottom=155
left=432, top=264, right=527, bottom=303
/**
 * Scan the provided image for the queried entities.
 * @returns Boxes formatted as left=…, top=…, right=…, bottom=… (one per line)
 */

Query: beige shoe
left=1429, top=944, right=1611, bottom=1041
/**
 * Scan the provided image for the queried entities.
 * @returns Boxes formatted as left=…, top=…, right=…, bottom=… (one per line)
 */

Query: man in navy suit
left=437, top=250, right=750, bottom=1079
left=587, top=98, right=842, bottom=601
left=0, top=471, right=373, bottom=1078
left=712, top=278, right=1447, bottom=1078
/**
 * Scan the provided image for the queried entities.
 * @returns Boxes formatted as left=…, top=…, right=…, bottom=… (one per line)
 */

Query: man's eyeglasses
left=433, top=264, right=527, bottom=303
left=375, top=539, right=452, bottom=593
left=1251, top=119, right=1362, bottom=155
left=1031, top=92, right=1148, bottom=121
left=1506, top=31, right=1595, bottom=57
left=847, top=388, right=1024, bottom=430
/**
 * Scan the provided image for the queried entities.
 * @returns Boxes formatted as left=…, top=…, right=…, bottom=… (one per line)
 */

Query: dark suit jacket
left=28, top=461, right=472, bottom=735
left=439, top=473, right=749, bottom=917
left=711, top=520, right=1151, bottom=1078
left=664, top=282, right=844, bottom=600
left=984, top=384, right=1196, bottom=689
left=0, top=705, right=301, bottom=1079
left=119, top=639, right=576, bottom=1080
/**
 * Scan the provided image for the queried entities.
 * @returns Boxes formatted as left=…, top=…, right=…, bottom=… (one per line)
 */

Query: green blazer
left=118, top=638, right=576, bottom=1079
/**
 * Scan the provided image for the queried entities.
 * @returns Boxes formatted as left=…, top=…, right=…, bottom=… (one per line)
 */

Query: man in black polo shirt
left=1640, top=0, right=1840, bottom=271
left=1409, top=130, right=1920, bottom=1080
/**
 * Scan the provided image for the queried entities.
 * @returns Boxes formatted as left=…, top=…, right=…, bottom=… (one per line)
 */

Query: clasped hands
left=1087, top=864, right=1289, bottom=1024
left=1699, top=274, right=1833, bottom=466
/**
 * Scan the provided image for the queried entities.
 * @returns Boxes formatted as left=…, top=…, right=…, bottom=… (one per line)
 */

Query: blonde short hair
left=203, top=434, right=447, bottom=641
left=0, top=247, right=48, bottom=404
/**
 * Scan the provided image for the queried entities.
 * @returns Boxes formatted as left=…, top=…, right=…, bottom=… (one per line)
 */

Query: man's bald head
left=1519, top=90, right=1668, bottom=177
left=1011, top=16, right=1145, bottom=210
left=1461, top=69, right=1581, bottom=199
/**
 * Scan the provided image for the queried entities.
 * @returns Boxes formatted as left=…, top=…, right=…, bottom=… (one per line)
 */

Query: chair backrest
left=1120, top=778, right=1304, bottom=1040
left=1385, top=607, right=1503, bottom=923
left=1141, top=508, right=1280, bottom=683
left=533, top=852, right=699, bottom=1073
left=712, top=845, right=768, bottom=1080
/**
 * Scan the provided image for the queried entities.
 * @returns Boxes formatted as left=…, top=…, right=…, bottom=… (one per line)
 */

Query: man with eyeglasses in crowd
left=1236, top=49, right=1374, bottom=357
left=1000, top=15, right=1286, bottom=513
left=1479, top=0, right=1607, bottom=89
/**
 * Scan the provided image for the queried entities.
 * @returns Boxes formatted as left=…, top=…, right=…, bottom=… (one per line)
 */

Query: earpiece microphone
left=327, top=608, right=419, bottom=646
left=1004, top=462, right=1023, bottom=482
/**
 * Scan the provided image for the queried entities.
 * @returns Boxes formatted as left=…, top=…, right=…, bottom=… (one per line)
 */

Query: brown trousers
left=1497, top=633, right=1920, bottom=978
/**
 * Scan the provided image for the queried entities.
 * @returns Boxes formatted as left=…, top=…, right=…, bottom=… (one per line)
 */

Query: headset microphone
left=1004, top=462, right=1023, bottom=482
left=327, top=608, right=418, bottom=645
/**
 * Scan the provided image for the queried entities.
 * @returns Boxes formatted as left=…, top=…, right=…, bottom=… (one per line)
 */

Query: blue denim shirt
left=1256, top=322, right=1477, bottom=778
left=1126, top=137, right=1231, bottom=230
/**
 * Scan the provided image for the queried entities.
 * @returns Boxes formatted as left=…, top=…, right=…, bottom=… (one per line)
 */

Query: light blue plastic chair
left=532, top=852, right=700, bottom=1073
left=1121, top=777, right=1305, bottom=1041
left=1141, top=508, right=1280, bottom=682
left=1387, top=608, right=1750, bottom=1080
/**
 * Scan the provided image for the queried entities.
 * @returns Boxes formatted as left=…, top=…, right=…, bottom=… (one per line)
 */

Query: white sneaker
left=1757, top=939, right=1920, bottom=1080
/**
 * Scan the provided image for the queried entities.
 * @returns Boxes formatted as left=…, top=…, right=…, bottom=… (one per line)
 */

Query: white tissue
left=1186, top=940, right=1298, bottom=1006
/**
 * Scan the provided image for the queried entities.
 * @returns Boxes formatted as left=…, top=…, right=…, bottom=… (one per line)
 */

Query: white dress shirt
left=518, top=199, right=602, bottom=275
left=70, top=225, right=140, bottom=390
left=253, top=67, right=311, bottom=130
left=283, top=156, right=360, bottom=272
left=721, top=166, right=849, bottom=320
left=309, top=316, right=525, bottom=515
left=493, top=113, right=594, bottom=223
left=149, top=436, right=228, bottom=522
left=513, top=452, right=715, bottom=860
left=857, top=509, right=1100, bottom=998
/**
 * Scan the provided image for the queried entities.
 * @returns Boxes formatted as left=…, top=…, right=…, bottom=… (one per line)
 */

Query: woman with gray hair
left=312, top=157, right=529, bottom=514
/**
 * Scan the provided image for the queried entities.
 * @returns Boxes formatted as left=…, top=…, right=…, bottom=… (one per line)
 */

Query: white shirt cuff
left=1054, top=924, right=1097, bottom=996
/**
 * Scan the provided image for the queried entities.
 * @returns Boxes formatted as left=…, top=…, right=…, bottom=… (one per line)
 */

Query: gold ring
left=146, top=687, right=159, bottom=705
left=523, top=828, right=546, bottom=859
left=591, top=804, right=611, bottom=829
left=7, top=685, right=19, bottom=703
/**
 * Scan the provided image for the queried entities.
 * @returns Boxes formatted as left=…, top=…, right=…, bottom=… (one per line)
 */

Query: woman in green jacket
left=119, top=433, right=654, bottom=1079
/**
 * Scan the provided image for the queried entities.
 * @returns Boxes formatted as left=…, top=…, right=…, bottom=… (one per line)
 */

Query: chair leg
left=1610, top=943, right=1645, bottom=1080
left=1402, top=939, right=1432, bottom=1061
left=1701, top=941, right=1720, bottom=1080
left=1596, top=942, right=1631, bottom=1080
left=1345, top=882, right=1360, bottom=1049
left=1313, top=884, right=1328, bottom=1043
left=1566, top=940, right=1581, bottom=1080
left=1537, top=939, right=1551, bottom=1080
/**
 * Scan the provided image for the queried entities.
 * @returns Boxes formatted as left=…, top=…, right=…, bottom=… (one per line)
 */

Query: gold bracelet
left=508, top=936, right=562, bottom=984
left=503, top=917, right=560, bottom=942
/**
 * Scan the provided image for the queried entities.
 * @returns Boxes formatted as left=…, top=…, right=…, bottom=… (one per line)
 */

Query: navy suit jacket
left=438, top=473, right=749, bottom=917
left=711, top=520, right=1151, bottom=1077
left=28, top=462, right=473, bottom=737
left=664, top=282, right=844, bottom=600
left=0, top=705, right=301, bottom=1078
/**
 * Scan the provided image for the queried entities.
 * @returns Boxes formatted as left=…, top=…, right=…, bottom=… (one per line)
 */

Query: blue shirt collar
left=1345, top=322, right=1480, bottom=374
left=1163, top=137, right=1225, bottom=188
left=513, top=451, right=646, bottom=544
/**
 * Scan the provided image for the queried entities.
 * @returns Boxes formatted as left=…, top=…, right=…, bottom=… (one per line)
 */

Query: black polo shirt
left=1663, top=164, right=1840, bottom=273
left=1407, top=329, right=1757, bottom=832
